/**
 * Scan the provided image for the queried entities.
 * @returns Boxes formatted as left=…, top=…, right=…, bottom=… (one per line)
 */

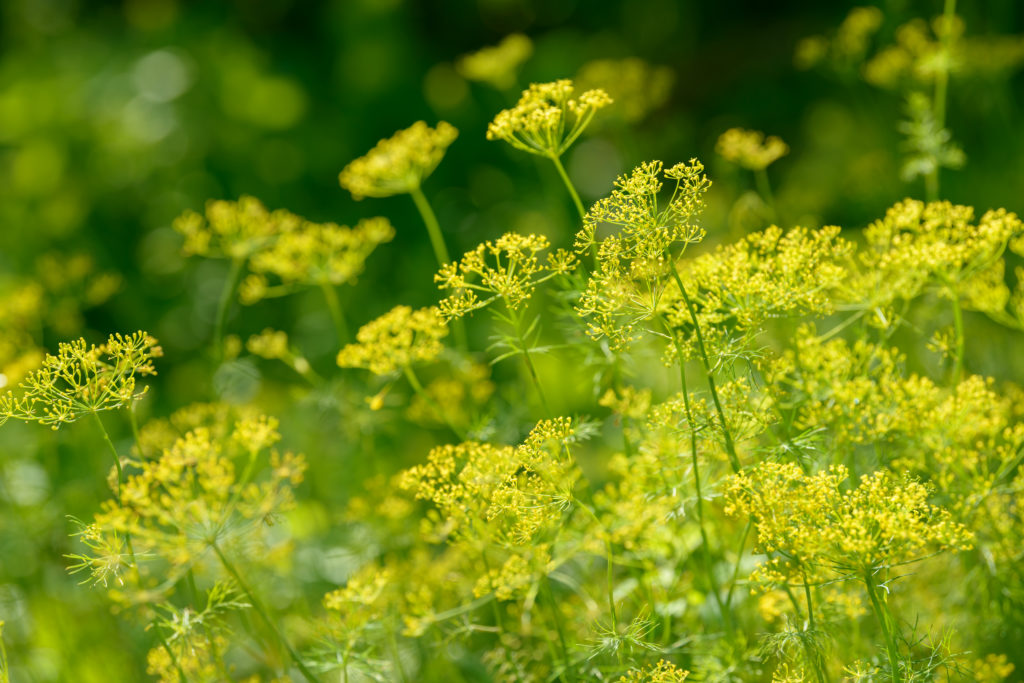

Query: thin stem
left=754, top=168, right=778, bottom=225
left=409, top=185, right=452, bottom=268
left=541, top=577, right=575, bottom=682
left=801, top=568, right=828, bottom=683
left=211, top=543, right=319, bottom=683
left=548, top=153, right=586, bottom=221
left=724, top=520, right=752, bottom=609
left=214, top=257, right=246, bottom=361
left=864, top=571, right=902, bottom=683
left=668, top=263, right=741, bottom=473
left=658, top=314, right=735, bottom=635
left=403, top=366, right=467, bottom=440
left=157, top=634, right=188, bottom=683
left=91, top=412, right=139, bottom=580
left=409, top=185, right=469, bottom=352
left=387, top=623, right=408, bottom=683
left=929, top=0, right=957, bottom=200
left=506, top=303, right=551, bottom=416
left=319, top=280, right=350, bottom=343
left=950, top=283, right=965, bottom=388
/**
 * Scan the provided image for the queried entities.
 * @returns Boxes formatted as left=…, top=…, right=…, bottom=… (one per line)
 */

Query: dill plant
left=5, top=21, right=1024, bottom=683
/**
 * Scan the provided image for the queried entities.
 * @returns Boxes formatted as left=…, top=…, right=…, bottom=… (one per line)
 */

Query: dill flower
left=486, top=79, right=612, bottom=158
left=1, top=331, right=162, bottom=429
left=336, top=305, right=448, bottom=375
left=716, top=128, right=789, bottom=171
left=435, top=232, right=576, bottom=319
left=243, top=216, right=394, bottom=301
left=173, top=195, right=301, bottom=260
left=83, top=417, right=305, bottom=582
left=456, top=34, right=533, bottom=90
left=574, top=159, right=710, bottom=351
left=619, top=660, right=689, bottom=682
left=725, top=462, right=973, bottom=577
left=339, top=121, right=458, bottom=200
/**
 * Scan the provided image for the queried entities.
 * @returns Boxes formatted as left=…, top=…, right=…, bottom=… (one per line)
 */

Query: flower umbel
left=339, top=121, right=459, bottom=200
left=486, top=79, right=612, bottom=157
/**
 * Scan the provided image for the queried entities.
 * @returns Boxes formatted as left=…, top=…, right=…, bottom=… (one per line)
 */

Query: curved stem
left=211, top=543, right=319, bottom=683
left=548, top=153, right=586, bottom=221
left=319, top=280, right=350, bottom=343
left=214, top=257, right=245, bottom=361
left=409, top=186, right=469, bottom=353
left=668, top=263, right=741, bottom=472
left=91, top=412, right=139, bottom=580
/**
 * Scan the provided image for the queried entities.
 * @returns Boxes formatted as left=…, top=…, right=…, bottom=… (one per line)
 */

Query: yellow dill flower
left=973, top=654, right=1015, bottom=682
left=243, top=216, right=394, bottom=302
left=456, top=34, right=533, bottom=90
left=246, top=328, right=290, bottom=360
left=725, top=462, right=973, bottom=577
left=405, top=362, right=494, bottom=430
left=338, top=121, right=458, bottom=200
left=618, top=660, right=689, bottom=682
left=173, top=195, right=301, bottom=260
left=435, top=232, right=576, bottom=319
left=399, top=417, right=578, bottom=547
left=574, top=159, right=710, bottom=351
left=576, top=57, right=674, bottom=123
left=336, top=305, right=448, bottom=375
left=1, top=331, right=162, bottom=429
left=598, top=385, right=652, bottom=420
left=81, top=418, right=305, bottom=584
left=716, top=128, right=789, bottom=171
left=486, top=79, right=612, bottom=157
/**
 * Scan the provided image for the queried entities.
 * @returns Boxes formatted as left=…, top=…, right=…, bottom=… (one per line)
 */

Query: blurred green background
left=1, top=0, right=1023, bottom=679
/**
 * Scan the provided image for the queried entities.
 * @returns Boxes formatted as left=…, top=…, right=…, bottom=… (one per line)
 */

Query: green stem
left=387, top=623, right=408, bottom=683
left=541, top=577, right=575, bottom=682
left=91, top=412, right=139, bottom=580
left=801, top=569, right=828, bottom=683
left=864, top=571, right=902, bottom=683
left=409, top=185, right=469, bottom=352
left=403, top=366, right=466, bottom=440
left=409, top=185, right=452, bottom=268
left=659, top=314, right=734, bottom=635
left=211, top=543, right=319, bottom=683
left=548, top=153, right=586, bottom=221
left=319, top=280, right=350, bottom=343
left=929, top=0, right=957, bottom=201
left=724, top=520, right=752, bottom=609
left=506, top=303, right=551, bottom=416
left=950, top=283, right=965, bottom=388
left=214, top=257, right=245, bottom=361
left=157, top=634, right=188, bottom=683
left=754, top=168, right=778, bottom=225
left=668, top=263, right=741, bottom=473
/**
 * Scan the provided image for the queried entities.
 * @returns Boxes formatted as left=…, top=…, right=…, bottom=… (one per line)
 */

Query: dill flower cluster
left=338, top=121, right=458, bottom=200
left=619, top=660, right=689, bottom=683
left=71, top=415, right=305, bottom=589
left=1, top=331, right=161, bottom=428
left=716, top=128, right=790, bottom=171
left=486, top=79, right=612, bottom=157
left=336, top=305, right=448, bottom=375
left=241, top=216, right=394, bottom=303
left=173, top=195, right=301, bottom=260
left=725, top=462, right=974, bottom=579
left=435, top=232, right=576, bottom=319
left=574, top=159, right=710, bottom=350
left=456, top=33, right=533, bottom=90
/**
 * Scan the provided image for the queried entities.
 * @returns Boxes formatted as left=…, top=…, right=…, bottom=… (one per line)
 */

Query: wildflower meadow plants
left=3, top=9, right=1024, bottom=683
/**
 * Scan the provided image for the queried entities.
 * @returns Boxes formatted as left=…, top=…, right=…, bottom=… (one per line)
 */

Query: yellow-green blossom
left=456, top=34, right=532, bottom=90
left=337, top=305, right=448, bottom=375
left=173, top=195, right=301, bottom=260
left=716, top=128, right=789, bottom=171
left=1, top=331, right=162, bottom=429
left=486, top=79, right=612, bottom=157
left=339, top=121, right=458, bottom=200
